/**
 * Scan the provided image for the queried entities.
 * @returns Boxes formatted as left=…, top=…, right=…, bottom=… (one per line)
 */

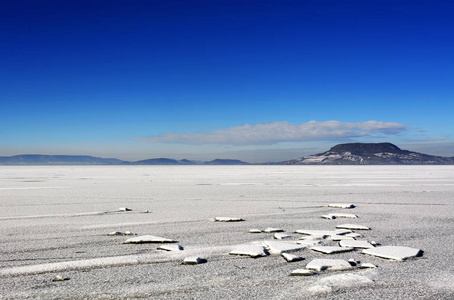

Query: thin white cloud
left=135, top=121, right=408, bottom=145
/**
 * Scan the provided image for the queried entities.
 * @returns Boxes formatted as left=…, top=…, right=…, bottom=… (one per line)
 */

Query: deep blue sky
left=1, top=0, right=453, bottom=162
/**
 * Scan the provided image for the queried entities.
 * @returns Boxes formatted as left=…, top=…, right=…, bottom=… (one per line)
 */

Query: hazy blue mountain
left=0, top=154, right=126, bottom=165
left=281, top=143, right=454, bottom=165
left=204, top=159, right=250, bottom=165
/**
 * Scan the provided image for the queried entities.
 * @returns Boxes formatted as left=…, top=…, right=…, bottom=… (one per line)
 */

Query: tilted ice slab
left=263, top=240, right=306, bottom=254
left=339, top=240, right=374, bottom=249
left=296, top=240, right=323, bottom=247
left=328, top=203, right=355, bottom=209
left=282, top=253, right=304, bottom=262
left=183, top=257, right=207, bottom=265
left=307, top=273, right=373, bottom=294
left=264, top=228, right=285, bottom=233
left=212, top=217, right=244, bottom=222
left=330, top=234, right=355, bottom=241
left=274, top=233, right=293, bottom=240
left=305, top=259, right=353, bottom=271
left=229, top=244, right=269, bottom=258
left=336, top=224, right=370, bottom=230
left=362, top=246, right=423, bottom=261
left=124, top=235, right=177, bottom=244
left=328, top=213, right=358, bottom=219
left=311, top=246, right=354, bottom=254
left=296, top=229, right=352, bottom=237
left=290, top=269, right=317, bottom=276
left=157, top=244, right=184, bottom=251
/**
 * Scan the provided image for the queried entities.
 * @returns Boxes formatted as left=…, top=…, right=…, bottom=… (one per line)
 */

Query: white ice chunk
left=336, top=224, right=370, bottom=230
left=307, top=273, right=373, bottom=294
left=360, top=263, right=378, bottom=268
left=124, top=235, right=177, bottom=244
left=321, top=215, right=336, bottom=219
left=296, top=229, right=351, bottom=237
left=274, top=233, right=293, bottom=240
left=212, top=217, right=244, bottom=222
left=157, top=244, right=184, bottom=251
left=328, top=213, right=358, bottom=219
left=183, top=257, right=207, bottom=265
left=305, top=259, right=353, bottom=271
left=362, top=246, right=423, bottom=261
left=330, top=235, right=355, bottom=241
left=328, top=203, right=355, bottom=209
left=345, top=232, right=362, bottom=238
left=249, top=229, right=262, bottom=233
left=290, top=269, right=317, bottom=276
left=296, top=240, right=323, bottom=247
left=311, top=246, right=354, bottom=254
left=263, top=227, right=284, bottom=233
left=339, top=240, right=374, bottom=249
left=118, top=207, right=132, bottom=212
left=263, top=240, right=306, bottom=254
left=108, top=231, right=136, bottom=236
left=229, top=245, right=269, bottom=258
left=282, top=253, right=304, bottom=262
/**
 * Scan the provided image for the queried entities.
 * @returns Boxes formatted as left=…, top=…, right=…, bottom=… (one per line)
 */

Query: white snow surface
left=0, top=165, right=453, bottom=299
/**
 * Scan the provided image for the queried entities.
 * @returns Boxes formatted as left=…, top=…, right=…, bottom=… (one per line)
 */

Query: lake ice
left=0, top=165, right=453, bottom=299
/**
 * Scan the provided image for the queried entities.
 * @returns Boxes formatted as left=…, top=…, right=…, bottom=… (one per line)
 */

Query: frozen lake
left=1, top=166, right=454, bottom=299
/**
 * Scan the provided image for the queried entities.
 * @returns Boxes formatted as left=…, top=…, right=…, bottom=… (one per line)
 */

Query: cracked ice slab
left=263, top=240, right=306, bottom=254
left=339, top=240, right=374, bottom=249
left=362, top=246, right=423, bottom=261
left=336, top=224, right=370, bottom=230
left=305, top=259, right=353, bottom=271
left=229, top=244, right=269, bottom=258
left=310, top=246, right=354, bottom=254
left=124, top=235, right=177, bottom=244
left=212, top=217, right=244, bottom=222
left=328, top=203, right=355, bottom=209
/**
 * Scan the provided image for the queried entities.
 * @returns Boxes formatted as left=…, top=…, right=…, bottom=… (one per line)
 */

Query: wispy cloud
left=135, top=121, right=408, bottom=145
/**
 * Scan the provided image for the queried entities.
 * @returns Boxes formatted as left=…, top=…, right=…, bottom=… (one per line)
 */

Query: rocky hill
left=281, top=143, right=454, bottom=165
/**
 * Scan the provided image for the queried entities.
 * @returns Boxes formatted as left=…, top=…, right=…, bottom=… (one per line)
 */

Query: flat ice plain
left=1, top=165, right=454, bottom=299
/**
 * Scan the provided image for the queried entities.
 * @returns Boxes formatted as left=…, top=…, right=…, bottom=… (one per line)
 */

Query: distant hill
left=281, top=142, right=454, bottom=165
left=0, top=155, right=126, bottom=165
left=131, top=158, right=198, bottom=165
left=204, top=159, right=250, bottom=165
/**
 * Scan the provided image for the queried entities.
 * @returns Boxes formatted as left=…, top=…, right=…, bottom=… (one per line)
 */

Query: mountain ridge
left=280, top=142, right=454, bottom=165
left=1, top=143, right=453, bottom=165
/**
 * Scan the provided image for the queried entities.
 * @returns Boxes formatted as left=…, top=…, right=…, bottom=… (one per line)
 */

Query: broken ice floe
left=362, top=246, right=423, bottom=261
left=305, top=259, right=353, bottom=272
left=211, top=217, right=244, bottom=222
left=274, top=233, right=293, bottom=240
left=345, top=232, right=362, bottom=238
left=327, top=213, right=358, bottom=219
left=296, top=239, right=323, bottom=247
left=290, top=269, right=317, bottom=276
left=330, top=235, right=355, bottom=241
left=336, top=224, right=370, bottom=230
left=263, top=240, right=306, bottom=254
left=229, top=245, right=269, bottom=258
left=282, top=253, right=304, bottom=262
left=157, top=244, right=184, bottom=251
left=339, top=240, right=374, bottom=249
left=124, top=235, right=177, bottom=244
left=328, top=203, right=355, bottom=209
left=347, top=258, right=359, bottom=266
left=52, top=275, right=69, bottom=282
left=108, top=231, right=136, bottom=236
left=296, top=229, right=352, bottom=237
left=249, top=229, right=262, bottom=233
left=307, top=273, right=373, bottom=294
left=118, top=207, right=132, bottom=212
left=183, top=257, right=207, bottom=265
left=359, top=263, right=378, bottom=268
left=321, top=215, right=336, bottom=220
left=263, top=228, right=285, bottom=233
left=310, top=246, right=354, bottom=254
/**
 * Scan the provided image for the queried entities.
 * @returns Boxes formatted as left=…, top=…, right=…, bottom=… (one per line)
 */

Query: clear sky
left=1, top=0, right=453, bottom=162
